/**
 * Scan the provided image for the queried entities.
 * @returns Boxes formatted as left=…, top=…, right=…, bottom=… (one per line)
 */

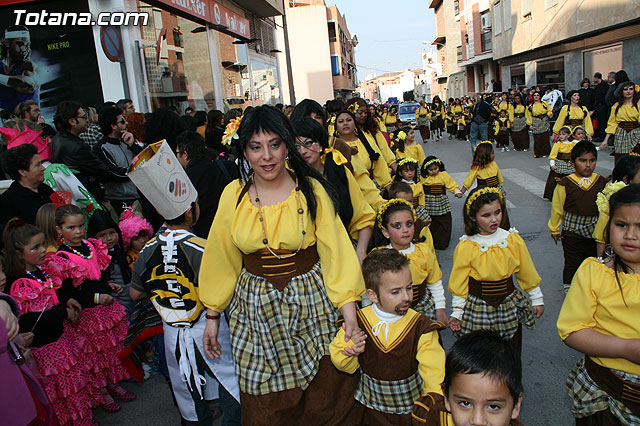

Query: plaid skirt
left=415, top=205, right=431, bottom=223
left=413, top=286, right=436, bottom=320
left=531, top=116, right=550, bottom=134
left=424, top=194, right=451, bottom=216
left=355, top=369, right=422, bottom=414
left=614, top=127, right=640, bottom=155
left=227, top=261, right=338, bottom=395
left=512, top=116, right=527, bottom=132
left=454, top=289, right=535, bottom=340
left=566, top=358, right=640, bottom=424
left=563, top=212, right=598, bottom=239
left=555, top=159, right=575, bottom=175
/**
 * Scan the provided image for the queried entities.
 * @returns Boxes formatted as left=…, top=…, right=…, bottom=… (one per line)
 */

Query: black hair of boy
left=386, top=181, right=413, bottom=199
left=176, top=130, right=207, bottom=161
left=570, top=140, right=597, bottom=162
left=442, top=330, right=522, bottom=403
left=361, top=248, right=409, bottom=295
left=165, top=201, right=198, bottom=227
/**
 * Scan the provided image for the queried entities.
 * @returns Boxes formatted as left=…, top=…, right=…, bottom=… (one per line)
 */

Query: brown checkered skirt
left=424, top=194, right=451, bottom=216
left=413, top=287, right=436, bottom=320
left=562, top=212, right=598, bottom=239
left=531, top=116, right=550, bottom=134
left=555, top=159, right=575, bottom=175
left=512, top=116, right=527, bottom=132
left=415, top=205, right=431, bottom=222
left=355, top=369, right=423, bottom=414
left=453, top=289, right=535, bottom=340
left=566, top=358, right=640, bottom=423
left=227, top=261, right=338, bottom=395
left=614, top=127, right=640, bottom=155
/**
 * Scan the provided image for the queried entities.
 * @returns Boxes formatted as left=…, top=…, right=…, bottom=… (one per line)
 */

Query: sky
left=327, top=0, right=436, bottom=82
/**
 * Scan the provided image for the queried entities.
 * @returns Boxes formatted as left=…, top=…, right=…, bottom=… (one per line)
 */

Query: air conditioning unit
left=481, top=14, right=492, bottom=30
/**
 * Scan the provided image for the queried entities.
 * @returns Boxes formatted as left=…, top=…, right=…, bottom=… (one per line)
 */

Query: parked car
left=398, top=102, right=419, bottom=125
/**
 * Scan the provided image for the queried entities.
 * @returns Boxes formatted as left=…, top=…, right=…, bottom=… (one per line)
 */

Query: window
left=583, top=44, right=622, bottom=81
left=328, top=21, right=336, bottom=42
left=537, top=56, right=565, bottom=91
left=331, top=55, right=339, bottom=76
left=503, top=0, right=511, bottom=30
left=510, top=64, right=525, bottom=87
left=454, top=0, right=460, bottom=14
left=457, top=45, right=463, bottom=62
left=176, top=51, right=183, bottom=61
left=545, top=0, right=558, bottom=8
left=493, top=1, right=502, bottom=34
left=521, top=0, right=531, bottom=19
left=481, top=31, right=492, bottom=52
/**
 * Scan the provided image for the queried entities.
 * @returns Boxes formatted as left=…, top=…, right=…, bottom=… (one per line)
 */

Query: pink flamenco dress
left=10, top=266, right=96, bottom=426
left=47, top=238, right=130, bottom=398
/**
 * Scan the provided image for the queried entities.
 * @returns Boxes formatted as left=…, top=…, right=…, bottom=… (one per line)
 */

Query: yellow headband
left=465, top=187, right=503, bottom=214
left=473, top=140, right=493, bottom=153
left=377, top=199, right=416, bottom=229
left=630, top=152, right=640, bottom=157
left=222, top=117, right=242, bottom=146
left=396, top=130, right=407, bottom=141
left=571, top=125, right=585, bottom=135
left=423, top=158, right=442, bottom=168
left=397, top=157, right=419, bottom=168
left=348, top=103, right=360, bottom=113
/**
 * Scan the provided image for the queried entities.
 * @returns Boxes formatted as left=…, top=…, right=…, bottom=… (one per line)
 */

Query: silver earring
left=604, top=244, right=615, bottom=258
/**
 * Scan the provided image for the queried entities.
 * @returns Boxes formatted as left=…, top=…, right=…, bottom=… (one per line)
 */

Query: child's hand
left=108, top=281, right=123, bottom=296
left=435, top=309, right=449, bottom=325
left=448, top=317, right=461, bottom=331
left=551, top=234, right=562, bottom=244
left=20, top=332, right=34, bottom=347
left=66, top=307, right=80, bottom=325
left=533, top=305, right=545, bottom=318
left=551, top=165, right=557, bottom=170
left=454, top=192, right=463, bottom=198
left=99, top=294, right=114, bottom=306
left=342, top=328, right=367, bottom=356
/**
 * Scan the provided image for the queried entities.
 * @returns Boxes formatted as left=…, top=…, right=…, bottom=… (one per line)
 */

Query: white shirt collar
left=387, top=242, right=415, bottom=255
left=371, top=303, right=403, bottom=341
left=466, top=227, right=510, bottom=246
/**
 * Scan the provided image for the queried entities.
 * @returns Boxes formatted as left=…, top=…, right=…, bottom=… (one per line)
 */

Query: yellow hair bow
left=596, top=181, right=627, bottom=217
left=321, top=148, right=348, bottom=166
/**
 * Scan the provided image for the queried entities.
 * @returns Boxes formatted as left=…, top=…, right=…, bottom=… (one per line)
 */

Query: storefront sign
left=211, top=1, right=250, bottom=39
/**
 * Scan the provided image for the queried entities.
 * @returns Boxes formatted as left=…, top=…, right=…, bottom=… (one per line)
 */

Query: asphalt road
left=96, top=131, right=613, bottom=426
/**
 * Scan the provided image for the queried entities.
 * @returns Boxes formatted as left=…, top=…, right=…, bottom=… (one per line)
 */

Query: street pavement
left=96, top=132, right=612, bottom=426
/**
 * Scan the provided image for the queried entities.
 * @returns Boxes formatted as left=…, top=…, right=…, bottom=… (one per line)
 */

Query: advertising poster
left=0, top=0, right=104, bottom=123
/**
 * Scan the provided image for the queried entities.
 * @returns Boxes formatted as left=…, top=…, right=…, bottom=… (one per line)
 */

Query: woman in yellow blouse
left=292, top=117, right=375, bottom=262
left=553, top=90, right=594, bottom=138
left=382, top=105, right=399, bottom=133
left=494, top=92, right=514, bottom=117
left=200, top=106, right=365, bottom=424
left=599, top=81, right=640, bottom=163
left=526, top=91, right=553, bottom=157
left=394, top=126, right=426, bottom=165
left=449, top=99, right=464, bottom=140
left=348, top=98, right=397, bottom=173
left=510, top=94, right=529, bottom=151
left=557, top=184, right=640, bottom=425
left=431, top=96, right=445, bottom=140
left=415, top=101, right=431, bottom=141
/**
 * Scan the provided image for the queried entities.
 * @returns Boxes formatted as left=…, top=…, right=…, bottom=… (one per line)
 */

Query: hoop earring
left=604, top=244, right=615, bottom=259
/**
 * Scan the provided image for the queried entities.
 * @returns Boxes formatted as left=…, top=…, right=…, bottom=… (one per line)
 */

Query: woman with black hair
left=431, top=96, right=445, bottom=141
left=510, top=94, right=530, bottom=151
left=292, top=118, right=375, bottom=262
left=199, top=105, right=364, bottom=425
left=525, top=90, right=553, bottom=158
left=553, top=90, right=594, bottom=140
left=599, top=81, right=640, bottom=163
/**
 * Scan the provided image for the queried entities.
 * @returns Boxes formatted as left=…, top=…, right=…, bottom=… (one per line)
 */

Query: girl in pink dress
left=49, top=205, right=134, bottom=413
left=3, top=217, right=95, bottom=426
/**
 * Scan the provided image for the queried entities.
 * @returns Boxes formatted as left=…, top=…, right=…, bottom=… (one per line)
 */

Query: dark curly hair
left=1, top=143, right=38, bottom=180
left=143, top=107, right=187, bottom=149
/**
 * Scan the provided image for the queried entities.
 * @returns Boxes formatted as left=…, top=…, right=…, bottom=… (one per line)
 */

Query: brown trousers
left=418, top=125, right=430, bottom=141
left=533, top=132, right=551, bottom=157
left=430, top=212, right=452, bottom=250
left=511, top=129, right=529, bottom=150
left=561, top=232, right=597, bottom=285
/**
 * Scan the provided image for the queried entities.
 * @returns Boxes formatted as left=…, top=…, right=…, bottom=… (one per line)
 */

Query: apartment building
left=429, top=0, right=466, bottom=99
left=276, top=0, right=357, bottom=104
left=492, top=0, right=640, bottom=91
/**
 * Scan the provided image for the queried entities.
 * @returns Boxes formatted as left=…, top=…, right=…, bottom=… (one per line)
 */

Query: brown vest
left=356, top=310, right=444, bottom=381
left=559, top=175, right=606, bottom=217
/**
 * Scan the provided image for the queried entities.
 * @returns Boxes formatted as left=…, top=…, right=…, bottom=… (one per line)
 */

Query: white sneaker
left=501, top=147, right=505, bottom=152
left=523, top=149, right=528, bottom=151
left=505, top=147, right=510, bottom=151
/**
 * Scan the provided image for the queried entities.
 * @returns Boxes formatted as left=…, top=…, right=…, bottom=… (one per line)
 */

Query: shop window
left=536, top=56, right=565, bottom=91
left=328, top=21, right=336, bottom=42
left=331, top=55, right=340, bottom=76
left=583, top=44, right=622, bottom=81
left=510, top=64, right=525, bottom=88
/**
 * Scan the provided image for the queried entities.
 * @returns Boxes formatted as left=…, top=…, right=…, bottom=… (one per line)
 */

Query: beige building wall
left=493, top=0, right=640, bottom=60
left=327, top=5, right=357, bottom=94
left=430, top=0, right=465, bottom=99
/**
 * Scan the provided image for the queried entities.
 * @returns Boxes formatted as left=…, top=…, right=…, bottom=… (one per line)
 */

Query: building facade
left=276, top=0, right=357, bottom=104
left=429, top=0, right=466, bottom=100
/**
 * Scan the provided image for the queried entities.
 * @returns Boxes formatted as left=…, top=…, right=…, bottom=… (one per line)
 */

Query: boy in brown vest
left=548, top=141, right=606, bottom=293
left=329, top=248, right=445, bottom=425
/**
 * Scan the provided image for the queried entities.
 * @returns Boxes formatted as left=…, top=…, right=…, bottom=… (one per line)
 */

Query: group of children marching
left=2, top=204, right=153, bottom=426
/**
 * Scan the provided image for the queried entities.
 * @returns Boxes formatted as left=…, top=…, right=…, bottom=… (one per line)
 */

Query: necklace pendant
left=263, top=238, right=268, bottom=244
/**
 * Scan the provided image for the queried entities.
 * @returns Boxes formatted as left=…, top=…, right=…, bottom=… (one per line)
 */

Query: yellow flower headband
left=465, top=187, right=504, bottom=214
left=596, top=181, right=627, bottom=216
left=571, top=125, right=585, bottom=135
left=222, top=117, right=242, bottom=146
left=397, top=157, right=419, bottom=168
left=396, top=130, right=407, bottom=141
left=636, top=84, right=640, bottom=93
left=423, top=158, right=442, bottom=168
left=473, top=140, right=493, bottom=153
left=377, top=199, right=416, bottom=229
left=347, top=102, right=360, bottom=113
left=558, top=125, right=573, bottom=134
left=630, top=152, right=640, bottom=157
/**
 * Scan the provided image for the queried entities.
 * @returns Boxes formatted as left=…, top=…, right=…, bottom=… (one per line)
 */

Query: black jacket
left=186, top=158, right=239, bottom=238
left=472, top=101, right=492, bottom=124
left=0, top=180, right=53, bottom=225
left=593, top=81, right=609, bottom=107
left=578, top=87, right=595, bottom=111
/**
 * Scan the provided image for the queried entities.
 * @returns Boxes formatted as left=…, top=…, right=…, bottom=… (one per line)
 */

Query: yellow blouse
left=494, top=117, right=511, bottom=134
left=549, top=140, right=577, bottom=161
left=432, top=105, right=445, bottom=117
left=605, top=104, right=640, bottom=134
left=199, top=178, right=365, bottom=312
left=415, top=107, right=429, bottom=118
left=557, top=257, right=640, bottom=375
left=448, top=229, right=542, bottom=298
left=329, top=306, right=446, bottom=394
left=462, top=161, right=503, bottom=190
left=406, top=241, right=442, bottom=288
left=509, top=104, right=526, bottom=123
left=495, top=102, right=513, bottom=115
left=344, top=168, right=376, bottom=239
left=384, top=113, right=397, bottom=126
left=553, top=105, right=594, bottom=136
left=451, top=105, right=463, bottom=115
left=376, top=117, right=386, bottom=133
left=406, top=180, right=426, bottom=207
left=345, top=137, right=392, bottom=188
left=525, top=102, right=552, bottom=125
left=422, top=171, right=461, bottom=194
left=396, top=143, right=426, bottom=165
left=350, top=156, right=385, bottom=211
left=367, top=130, right=396, bottom=167
left=548, top=173, right=601, bottom=235
left=593, top=211, right=608, bottom=244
